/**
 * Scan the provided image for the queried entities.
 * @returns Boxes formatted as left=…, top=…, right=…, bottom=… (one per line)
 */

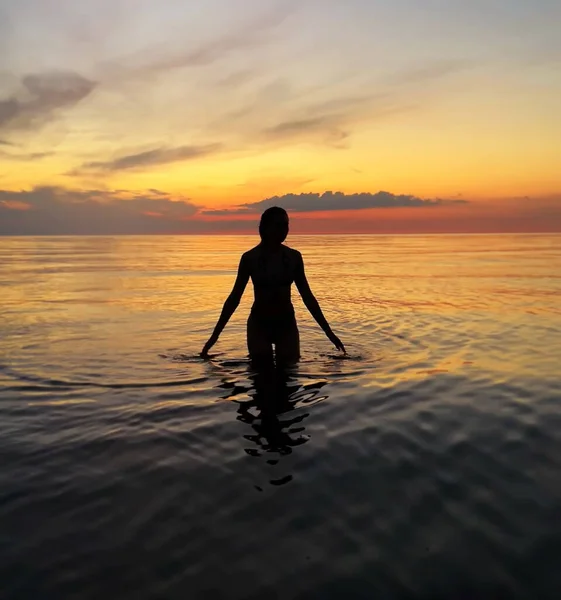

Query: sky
left=0, top=0, right=560, bottom=234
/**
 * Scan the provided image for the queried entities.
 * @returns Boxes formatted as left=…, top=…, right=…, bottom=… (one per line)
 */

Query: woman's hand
left=327, top=331, right=346, bottom=353
left=201, top=333, right=218, bottom=358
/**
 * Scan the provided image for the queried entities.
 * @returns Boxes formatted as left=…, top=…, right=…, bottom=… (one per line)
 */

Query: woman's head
left=259, top=206, right=289, bottom=245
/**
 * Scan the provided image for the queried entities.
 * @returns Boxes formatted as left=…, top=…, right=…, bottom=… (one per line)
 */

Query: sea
left=1, top=233, right=560, bottom=599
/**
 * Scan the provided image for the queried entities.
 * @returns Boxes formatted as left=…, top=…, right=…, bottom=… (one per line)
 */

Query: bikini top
left=250, top=246, right=298, bottom=290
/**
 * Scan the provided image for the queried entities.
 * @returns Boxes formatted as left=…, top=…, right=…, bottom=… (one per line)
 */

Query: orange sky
left=0, top=0, right=560, bottom=234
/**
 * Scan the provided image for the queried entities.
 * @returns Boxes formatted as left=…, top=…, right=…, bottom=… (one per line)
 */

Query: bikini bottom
left=248, top=307, right=297, bottom=344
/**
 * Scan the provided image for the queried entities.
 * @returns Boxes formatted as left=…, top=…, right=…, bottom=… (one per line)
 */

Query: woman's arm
left=201, top=254, right=250, bottom=356
left=294, top=252, right=345, bottom=352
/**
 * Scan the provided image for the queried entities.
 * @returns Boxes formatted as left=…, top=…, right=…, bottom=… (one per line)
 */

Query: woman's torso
left=245, top=244, right=299, bottom=317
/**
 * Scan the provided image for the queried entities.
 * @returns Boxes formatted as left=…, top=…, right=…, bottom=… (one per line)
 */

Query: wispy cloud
left=71, top=143, right=222, bottom=174
left=211, top=71, right=432, bottom=151
left=254, top=58, right=476, bottom=147
left=216, top=68, right=259, bottom=89
left=0, top=71, right=97, bottom=133
left=202, top=191, right=469, bottom=215
left=100, top=1, right=298, bottom=80
left=0, top=150, right=54, bottom=161
left=258, top=96, right=419, bottom=147
left=383, top=58, right=476, bottom=87
left=262, top=114, right=349, bottom=146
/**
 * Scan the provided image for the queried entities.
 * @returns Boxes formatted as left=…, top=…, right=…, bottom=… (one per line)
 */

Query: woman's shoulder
left=281, top=244, right=301, bottom=259
left=280, top=245, right=303, bottom=272
left=240, top=246, right=261, bottom=268
left=243, top=245, right=260, bottom=256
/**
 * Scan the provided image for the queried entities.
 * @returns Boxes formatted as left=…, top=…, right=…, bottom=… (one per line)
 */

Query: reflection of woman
left=201, top=207, right=345, bottom=364
left=236, top=366, right=310, bottom=458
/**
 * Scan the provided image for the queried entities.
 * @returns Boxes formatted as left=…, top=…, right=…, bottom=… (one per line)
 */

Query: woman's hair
left=259, top=206, right=288, bottom=241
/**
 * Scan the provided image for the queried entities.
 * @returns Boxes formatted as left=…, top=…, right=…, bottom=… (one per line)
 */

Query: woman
left=200, top=206, right=345, bottom=364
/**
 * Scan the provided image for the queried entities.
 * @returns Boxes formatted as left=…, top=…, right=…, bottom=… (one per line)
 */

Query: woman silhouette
left=201, top=206, right=345, bottom=364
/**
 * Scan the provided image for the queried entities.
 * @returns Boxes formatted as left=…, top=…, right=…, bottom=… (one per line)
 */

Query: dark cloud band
left=0, top=187, right=197, bottom=235
left=203, top=191, right=468, bottom=216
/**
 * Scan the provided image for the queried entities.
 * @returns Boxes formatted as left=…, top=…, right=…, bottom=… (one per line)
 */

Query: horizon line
left=1, top=231, right=560, bottom=238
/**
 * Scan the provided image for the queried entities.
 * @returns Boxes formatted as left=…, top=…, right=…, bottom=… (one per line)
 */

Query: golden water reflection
left=1, top=234, right=560, bottom=388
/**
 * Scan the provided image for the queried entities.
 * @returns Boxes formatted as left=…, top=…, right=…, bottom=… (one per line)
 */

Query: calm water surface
left=1, top=234, right=560, bottom=599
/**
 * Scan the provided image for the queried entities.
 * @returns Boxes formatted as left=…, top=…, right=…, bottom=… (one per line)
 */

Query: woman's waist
left=250, top=301, right=295, bottom=319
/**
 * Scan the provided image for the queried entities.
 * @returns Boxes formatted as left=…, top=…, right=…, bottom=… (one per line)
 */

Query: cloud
left=258, top=95, right=418, bottom=147
left=263, top=115, right=348, bottom=144
left=216, top=68, right=258, bottom=89
left=202, top=191, right=469, bottom=216
left=100, top=1, right=297, bottom=79
left=0, top=186, right=198, bottom=235
left=253, top=58, right=476, bottom=147
left=72, top=143, right=222, bottom=174
left=0, top=150, right=53, bottom=161
left=0, top=71, right=97, bottom=133
left=215, top=56, right=476, bottom=151
left=1, top=186, right=558, bottom=235
left=383, top=59, right=476, bottom=87
left=213, top=81, right=420, bottom=151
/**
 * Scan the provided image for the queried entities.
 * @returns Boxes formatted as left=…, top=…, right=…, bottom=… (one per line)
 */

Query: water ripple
left=1, top=234, right=561, bottom=598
